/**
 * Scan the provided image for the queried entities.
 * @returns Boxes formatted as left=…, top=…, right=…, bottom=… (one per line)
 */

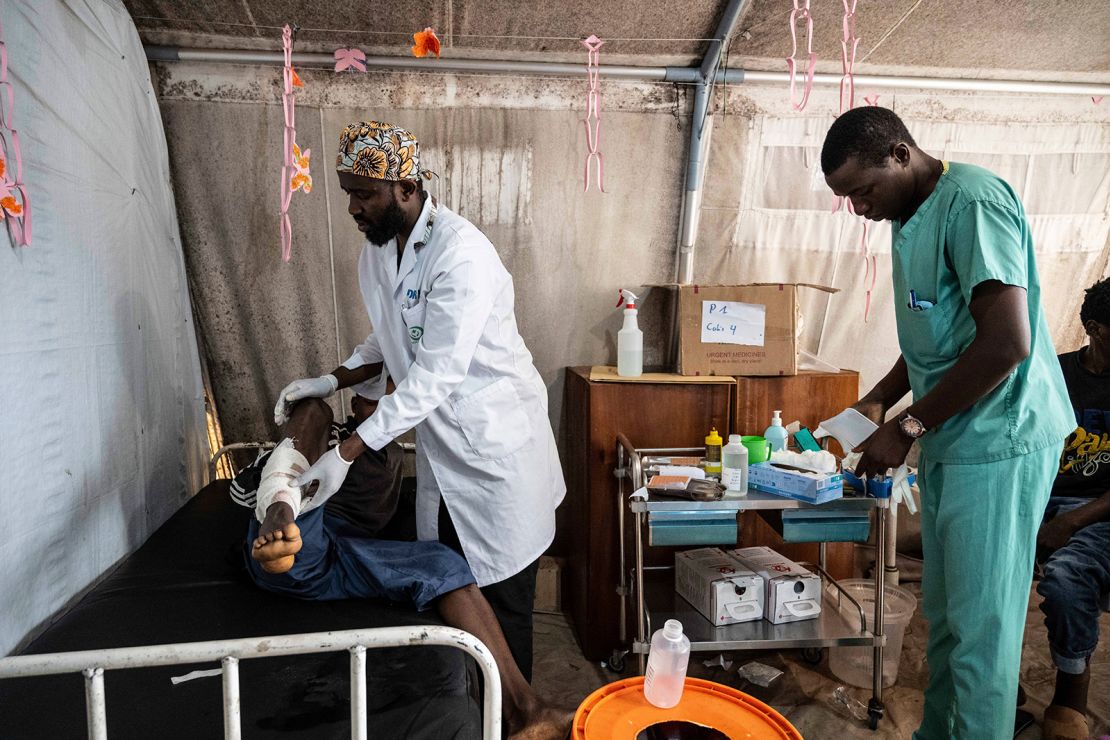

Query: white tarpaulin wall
left=709, top=111, right=1110, bottom=398
left=0, top=0, right=207, bottom=655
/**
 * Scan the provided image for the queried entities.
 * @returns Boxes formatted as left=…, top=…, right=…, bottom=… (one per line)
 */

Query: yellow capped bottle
left=704, top=427, right=723, bottom=475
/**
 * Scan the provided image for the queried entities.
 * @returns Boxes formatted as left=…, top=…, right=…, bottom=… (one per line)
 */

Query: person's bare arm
left=1038, top=489, right=1110, bottom=550
left=854, top=281, right=1030, bottom=476
left=853, top=355, right=910, bottom=424
left=329, top=362, right=383, bottom=390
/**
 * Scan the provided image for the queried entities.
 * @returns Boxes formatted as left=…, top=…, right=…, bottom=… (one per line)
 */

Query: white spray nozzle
left=772, top=410, right=782, bottom=425
left=616, top=289, right=639, bottom=309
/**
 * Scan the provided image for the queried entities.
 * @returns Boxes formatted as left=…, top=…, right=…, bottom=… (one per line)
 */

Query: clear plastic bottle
left=721, top=434, right=749, bottom=496
left=704, top=428, right=723, bottom=475
left=616, top=289, right=643, bottom=377
left=643, top=619, right=691, bottom=708
left=764, top=409, right=789, bottom=452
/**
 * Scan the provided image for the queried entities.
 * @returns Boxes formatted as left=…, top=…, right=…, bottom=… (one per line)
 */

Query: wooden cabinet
left=561, top=367, right=733, bottom=661
left=560, top=367, right=861, bottom=661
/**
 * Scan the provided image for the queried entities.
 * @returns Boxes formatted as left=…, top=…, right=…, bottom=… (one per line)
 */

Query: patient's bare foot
left=252, top=502, right=301, bottom=574
left=508, top=706, right=574, bottom=740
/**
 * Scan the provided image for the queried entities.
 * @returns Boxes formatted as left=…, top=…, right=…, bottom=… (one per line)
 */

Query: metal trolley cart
left=613, top=434, right=891, bottom=730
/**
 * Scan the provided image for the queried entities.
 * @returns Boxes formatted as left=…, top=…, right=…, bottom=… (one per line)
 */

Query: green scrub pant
left=912, top=443, right=1060, bottom=740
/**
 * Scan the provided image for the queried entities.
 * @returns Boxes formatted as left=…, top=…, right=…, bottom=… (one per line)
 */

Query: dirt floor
left=532, top=554, right=1110, bottom=738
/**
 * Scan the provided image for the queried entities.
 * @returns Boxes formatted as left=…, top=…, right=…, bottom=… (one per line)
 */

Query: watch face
left=900, top=415, right=925, bottom=439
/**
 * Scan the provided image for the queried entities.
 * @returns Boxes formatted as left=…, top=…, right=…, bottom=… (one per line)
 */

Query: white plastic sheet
left=0, top=0, right=206, bottom=655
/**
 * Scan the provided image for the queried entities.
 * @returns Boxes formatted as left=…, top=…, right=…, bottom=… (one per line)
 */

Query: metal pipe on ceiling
left=675, top=0, right=749, bottom=285
left=144, top=46, right=1110, bottom=97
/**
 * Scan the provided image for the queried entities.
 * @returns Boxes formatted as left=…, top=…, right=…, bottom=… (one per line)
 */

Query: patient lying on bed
left=229, top=395, right=570, bottom=740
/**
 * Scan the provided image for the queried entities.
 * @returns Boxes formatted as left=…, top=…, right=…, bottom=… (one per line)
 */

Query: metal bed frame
left=0, top=440, right=500, bottom=739
left=0, top=626, right=501, bottom=740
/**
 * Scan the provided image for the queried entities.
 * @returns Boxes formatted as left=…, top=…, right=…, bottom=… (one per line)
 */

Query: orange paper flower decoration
left=290, top=143, right=312, bottom=193
left=412, top=27, right=441, bottom=58
left=291, top=67, right=304, bottom=88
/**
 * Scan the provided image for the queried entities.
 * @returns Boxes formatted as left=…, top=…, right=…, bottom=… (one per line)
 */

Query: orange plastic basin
left=572, top=677, right=802, bottom=740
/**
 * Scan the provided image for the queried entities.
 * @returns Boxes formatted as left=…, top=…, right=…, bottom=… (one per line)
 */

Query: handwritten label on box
left=701, top=300, right=765, bottom=346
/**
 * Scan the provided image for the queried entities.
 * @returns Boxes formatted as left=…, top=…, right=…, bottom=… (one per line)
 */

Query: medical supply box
left=747, top=462, right=843, bottom=504
left=674, top=548, right=765, bottom=626
left=642, top=283, right=837, bottom=376
left=728, top=546, right=822, bottom=624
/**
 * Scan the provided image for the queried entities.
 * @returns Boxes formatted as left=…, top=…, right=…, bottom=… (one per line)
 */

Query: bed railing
left=0, top=625, right=502, bottom=740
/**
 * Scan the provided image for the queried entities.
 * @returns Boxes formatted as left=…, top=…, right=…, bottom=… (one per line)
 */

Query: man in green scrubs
left=821, top=107, right=1074, bottom=738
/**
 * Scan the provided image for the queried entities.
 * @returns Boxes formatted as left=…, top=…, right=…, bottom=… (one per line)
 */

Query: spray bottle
left=616, top=289, right=643, bottom=377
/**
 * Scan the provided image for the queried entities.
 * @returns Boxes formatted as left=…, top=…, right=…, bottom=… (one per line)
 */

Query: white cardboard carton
left=728, top=546, right=822, bottom=625
left=674, top=548, right=764, bottom=626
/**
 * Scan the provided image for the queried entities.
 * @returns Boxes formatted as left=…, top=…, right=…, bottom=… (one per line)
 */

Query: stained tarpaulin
left=0, top=0, right=206, bottom=655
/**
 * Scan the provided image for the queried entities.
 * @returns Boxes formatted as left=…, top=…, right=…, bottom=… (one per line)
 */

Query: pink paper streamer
left=0, top=17, right=31, bottom=246
left=334, top=48, right=366, bottom=73
left=786, top=0, right=816, bottom=112
left=839, top=0, right=860, bottom=114
left=581, top=35, right=605, bottom=192
left=278, top=24, right=306, bottom=263
left=863, top=94, right=880, bottom=106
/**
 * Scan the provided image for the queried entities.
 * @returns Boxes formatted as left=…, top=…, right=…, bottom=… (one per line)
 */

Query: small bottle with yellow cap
left=704, top=427, right=723, bottom=476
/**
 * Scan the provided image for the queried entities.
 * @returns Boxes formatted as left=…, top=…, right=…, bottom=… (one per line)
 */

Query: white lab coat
left=341, top=197, right=565, bottom=586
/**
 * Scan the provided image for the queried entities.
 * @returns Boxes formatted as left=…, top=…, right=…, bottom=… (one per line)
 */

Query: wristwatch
left=897, top=412, right=928, bottom=440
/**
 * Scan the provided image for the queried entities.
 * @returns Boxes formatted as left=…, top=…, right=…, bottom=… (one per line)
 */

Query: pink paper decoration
left=0, top=16, right=31, bottom=246
left=839, top=0, right=860, bottom=114
left=334, top=48, right=367, bottom=73
left=278, top=24, right=309, bottom=262
left=786, top=0, right=816, bottom=112
left=581, top=35, right=606, bottom=192
left=863, top=94, right=880, bottom=106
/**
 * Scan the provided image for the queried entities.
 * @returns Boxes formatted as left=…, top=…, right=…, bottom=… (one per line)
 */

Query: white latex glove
left=273, top=374, right=339, bottom=425
left=293, top=447, right=354, bottom=513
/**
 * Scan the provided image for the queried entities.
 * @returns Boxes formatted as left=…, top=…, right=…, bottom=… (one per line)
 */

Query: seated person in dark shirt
left=230, top=389, right=569, bottom=740
left=1036, top=278, right=1110, bottom=740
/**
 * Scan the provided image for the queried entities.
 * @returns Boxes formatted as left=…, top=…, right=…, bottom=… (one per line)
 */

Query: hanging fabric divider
left=0, top=16, right=31, bottom=246
left=581, top=35, right=606, bottom=192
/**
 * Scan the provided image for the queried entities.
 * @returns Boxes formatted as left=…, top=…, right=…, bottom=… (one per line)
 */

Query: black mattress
left=0, top=481, right=479, bottom=739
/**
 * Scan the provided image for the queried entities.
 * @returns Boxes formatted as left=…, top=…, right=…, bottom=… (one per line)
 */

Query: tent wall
left=154, top=59, right=1110, bottom=451
left=0, top=0, right=207, bottom=656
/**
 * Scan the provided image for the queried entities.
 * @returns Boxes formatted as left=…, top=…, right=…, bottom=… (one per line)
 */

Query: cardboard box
left=674, top=548, right=764, bottom=626
left=729, top=546, right=822, bottom=624
left=646, top=283, right=837, bottom=377
left=748, top=462, right=844, bottom=505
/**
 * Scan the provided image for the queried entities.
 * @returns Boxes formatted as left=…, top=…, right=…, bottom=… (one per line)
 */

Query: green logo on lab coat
left=409, top=326, right=423, bottom=342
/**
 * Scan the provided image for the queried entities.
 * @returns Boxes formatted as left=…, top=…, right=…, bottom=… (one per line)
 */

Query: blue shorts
left=245, top=506, right=475, bottom=612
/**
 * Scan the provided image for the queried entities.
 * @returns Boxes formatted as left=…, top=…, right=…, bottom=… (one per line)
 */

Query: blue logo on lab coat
left=406, top=288, right=421, bottom=301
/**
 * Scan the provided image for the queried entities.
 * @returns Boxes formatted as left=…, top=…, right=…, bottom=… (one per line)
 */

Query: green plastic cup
left=741, top=435, right=772, bottom=464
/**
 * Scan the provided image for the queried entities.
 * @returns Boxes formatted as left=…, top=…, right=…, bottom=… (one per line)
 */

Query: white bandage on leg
left=255, top=438, right=310, bottom=523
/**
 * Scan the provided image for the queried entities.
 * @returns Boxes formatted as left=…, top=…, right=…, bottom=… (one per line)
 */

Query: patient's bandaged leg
left=254, top=438, right=309, bottom=523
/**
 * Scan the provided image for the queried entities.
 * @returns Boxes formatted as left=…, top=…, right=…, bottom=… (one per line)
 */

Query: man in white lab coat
left=274, top=121, right=565, bottom=680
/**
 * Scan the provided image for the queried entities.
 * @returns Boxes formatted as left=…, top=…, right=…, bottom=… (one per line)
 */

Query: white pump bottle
left=617, top=289, right=643, bottom=377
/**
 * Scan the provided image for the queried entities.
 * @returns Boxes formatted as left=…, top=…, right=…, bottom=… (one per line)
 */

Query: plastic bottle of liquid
left=721, top=434, right=749, bottom=496
left=643, top=619, right=691, bottom=708
left=764, top=410, right=789, bottom=452
left=704, top=428, right=723, bottom=475
left=616, top=289, right=643, bottom=378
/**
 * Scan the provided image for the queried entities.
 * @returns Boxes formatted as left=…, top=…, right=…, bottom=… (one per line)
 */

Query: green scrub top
left=891, top=161, right=1073, bottom=464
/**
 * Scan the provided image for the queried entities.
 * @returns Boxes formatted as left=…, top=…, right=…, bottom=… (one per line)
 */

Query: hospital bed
left=0, top=447, right=494, bottom=739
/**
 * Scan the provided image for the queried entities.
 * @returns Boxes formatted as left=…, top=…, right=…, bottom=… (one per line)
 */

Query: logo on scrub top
left=409, top=326, right=424, bottom=342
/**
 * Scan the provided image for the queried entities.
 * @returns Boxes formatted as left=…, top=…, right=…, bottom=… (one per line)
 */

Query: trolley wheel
left=607, top=649, right=627, bottom=673
left=867, top=697, right=884, bottom=730
left=801, top=647, right=823, bottom=665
